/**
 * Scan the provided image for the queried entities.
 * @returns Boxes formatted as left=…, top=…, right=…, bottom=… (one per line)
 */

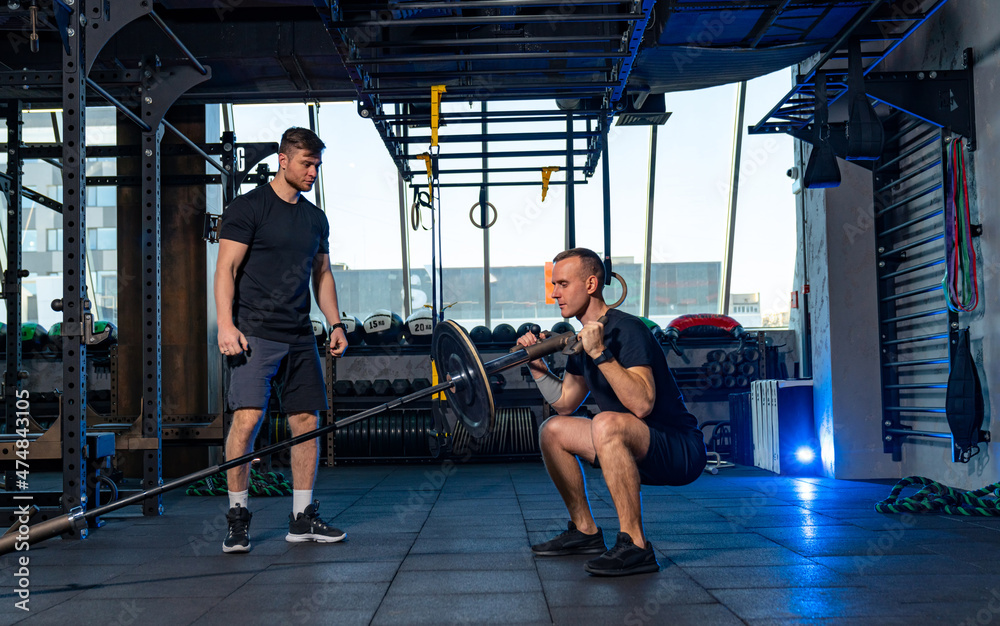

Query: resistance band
left=942, top=137, right=978, bottom=312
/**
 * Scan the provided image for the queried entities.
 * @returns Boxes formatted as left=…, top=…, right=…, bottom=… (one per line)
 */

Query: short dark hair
left=553, top=248, right=605, bottom=291
left=279, top=127, right=325, bottom=156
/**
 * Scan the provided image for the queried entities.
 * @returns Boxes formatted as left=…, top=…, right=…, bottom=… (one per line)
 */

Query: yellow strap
left=430, top=85, right=447, bottom=147
left=541, top=166, right=560, bottom=201
left=416, top=153, right=433, bottom=197
left=431, top=358, right=443, bottom=400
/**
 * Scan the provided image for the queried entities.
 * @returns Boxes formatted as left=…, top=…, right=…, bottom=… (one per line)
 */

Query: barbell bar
left=0, top=322, right=576, bottom=556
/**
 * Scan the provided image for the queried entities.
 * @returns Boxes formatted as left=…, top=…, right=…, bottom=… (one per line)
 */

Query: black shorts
left=227, top=336, right=328, bottom=414
left=591, top=422, right=707, bottom=487
left=637, top=424, right=707, bottom=487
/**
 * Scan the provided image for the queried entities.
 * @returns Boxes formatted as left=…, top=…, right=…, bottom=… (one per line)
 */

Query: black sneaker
left=531, top=521, right=606, bottom=556
left=286, top=501, right=346, bottom=543
left=223, top=504, right=252, bottom=554
left=584, top=532, right=660, bottom=576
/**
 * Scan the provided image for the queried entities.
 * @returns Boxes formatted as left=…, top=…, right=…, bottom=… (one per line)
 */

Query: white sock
left=293, top=490, right=313, bottom=516
left=229, top=490, right=248, bottom=510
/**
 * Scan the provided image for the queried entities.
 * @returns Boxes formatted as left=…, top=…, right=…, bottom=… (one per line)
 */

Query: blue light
left=795, top=446, right=816, bottom=464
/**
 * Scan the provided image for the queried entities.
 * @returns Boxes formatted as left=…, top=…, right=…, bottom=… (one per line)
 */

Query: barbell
left=0, top=321, right=577, bottom=556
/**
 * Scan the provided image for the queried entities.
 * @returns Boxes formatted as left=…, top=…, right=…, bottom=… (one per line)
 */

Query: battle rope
left=185, top=468, right=292, bottom=497
left=943, top=137, right=978, bottom=312
left=875, top=476, right=1000, bottom=516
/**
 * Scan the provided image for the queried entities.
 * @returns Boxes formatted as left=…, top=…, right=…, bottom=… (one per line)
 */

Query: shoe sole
left=532, top=546, right=607, bottom=556
left=222, top=543, right=251, bottom=554
left=285, top=532, right=346, bottom=543
left=584, top=562, right=660, bottom=576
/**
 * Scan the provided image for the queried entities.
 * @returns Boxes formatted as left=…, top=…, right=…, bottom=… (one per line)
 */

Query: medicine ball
left=551, top=321, right=575, bottom=335
left=404, top=308, right=434, bottom=345
left=21, top=323, right=49, bottom=353
left=492, top=323, right=516, bottom=345
left=363, top=309, right=403, bottom=345
left=311, top=320, right=328, bottom=346
left=516, top=322, right=541, bottom=339
left=340, top=313, right=364, bottom=345
left=470, top=325, right=493, bottom=345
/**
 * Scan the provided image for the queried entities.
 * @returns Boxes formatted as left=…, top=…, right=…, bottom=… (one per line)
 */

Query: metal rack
left=750, top=0, right=952, bottom=142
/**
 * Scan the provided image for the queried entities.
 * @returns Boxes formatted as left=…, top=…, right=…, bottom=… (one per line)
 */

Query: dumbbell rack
left=664, top=331, right=776, bottom=403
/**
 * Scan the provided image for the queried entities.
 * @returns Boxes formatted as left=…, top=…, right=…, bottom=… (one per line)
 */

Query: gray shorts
left=227, top=336, right=328, bottom=414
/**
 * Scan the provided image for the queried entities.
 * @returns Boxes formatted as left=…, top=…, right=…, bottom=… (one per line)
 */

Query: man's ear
left=585, top=274, right=598, bottom=296
left=277, top=152, right=288, bottom=170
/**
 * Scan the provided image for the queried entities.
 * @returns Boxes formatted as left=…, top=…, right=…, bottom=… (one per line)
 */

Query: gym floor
left=3, top=463, right=1000, bottom=625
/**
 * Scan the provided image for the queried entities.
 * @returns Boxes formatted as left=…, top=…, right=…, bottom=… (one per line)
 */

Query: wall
left=799, top=148, right=891, bottom=479
left=876, top=2, right=998, bottom=488
left=797, top=2, right=998, bottom=485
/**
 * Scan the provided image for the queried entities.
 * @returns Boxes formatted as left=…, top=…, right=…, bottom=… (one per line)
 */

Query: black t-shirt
left=565, top=308, right=698, bottom=433
left=219, top=184, right=330, bottom=343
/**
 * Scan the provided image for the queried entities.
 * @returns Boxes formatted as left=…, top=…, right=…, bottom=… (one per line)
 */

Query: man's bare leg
left=225, top=408, right=265, bottom=493
left=591, top=411, right=651, bottom=548
left=539, top=415, right=600, bottom=534
left=287, top=411, right=320, bottom=490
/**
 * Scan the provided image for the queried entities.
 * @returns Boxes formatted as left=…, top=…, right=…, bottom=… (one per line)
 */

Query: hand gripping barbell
left=0, top=321, right=578, bottom=556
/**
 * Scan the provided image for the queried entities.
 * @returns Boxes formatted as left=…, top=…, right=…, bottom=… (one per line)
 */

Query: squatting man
left=519, top=248, right=707, bottom=576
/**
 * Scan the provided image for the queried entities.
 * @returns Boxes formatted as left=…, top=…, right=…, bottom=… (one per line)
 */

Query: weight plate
left=431, top=320, right=495, bottom=439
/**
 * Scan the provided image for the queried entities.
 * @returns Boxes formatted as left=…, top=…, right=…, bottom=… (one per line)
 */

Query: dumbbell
left=372, top=379, right=393, bottom=396
left=353, top=379, right=374, bottom=396
left=333, top=380, right=355, bottom=397
left=412, top=378, right=431, bottom=391
left=392, top=378, right=412, bottom=395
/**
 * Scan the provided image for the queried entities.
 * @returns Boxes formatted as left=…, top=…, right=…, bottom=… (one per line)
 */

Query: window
left=86, top=185, right=117, bottom=207
left=47, top=228, right=62, bottom=251
left=730, top=70, right=796, bottom=328
left=88, top=227, right=115, bottom=251
left=22, top=231, right=36, bottom=252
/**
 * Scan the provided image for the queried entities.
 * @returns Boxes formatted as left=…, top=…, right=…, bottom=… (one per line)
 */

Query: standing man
left=214, top=127, right=349, bottom=553
left=518, top=248, right=706, bottom=576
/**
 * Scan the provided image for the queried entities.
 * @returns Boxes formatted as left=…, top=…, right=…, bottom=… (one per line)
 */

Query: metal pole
left=566, top=113, right=576, bottom=250
left=61, top=2, right=88, bottom=521
left=4, top=101, right=23, bottom=435
left=148, top=12, right=209, bottom=76
left=720, top=81, right=747, bottom=316
left=397, top=171, right=412, bottom=318
left=162, top=119, right=228, bottom=176
left=85, top=77, right=152, bottom=133
left=307, top=103, right=326, bottom=214
left=600, top=118, right=612, bottom=284
left=482, top=102, right=491, bottom=328
left=641, top=125, right=658, bottom=318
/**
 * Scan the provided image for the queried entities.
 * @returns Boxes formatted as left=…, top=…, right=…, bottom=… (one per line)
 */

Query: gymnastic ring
left=607, top=272, right=628, bottom=309
left=410, top=197, right=421, bottom=231
left=469, top=201, right=498, bottom=229
left=411, top=191, right=432, bottom=231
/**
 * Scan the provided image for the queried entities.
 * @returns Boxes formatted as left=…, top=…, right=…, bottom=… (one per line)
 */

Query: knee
left=288, top=412, right=319, bottom=434
left=538, top=415, right=570, bottom=449
left=591, top=412, right=628, bottom=449
left=229, top=409, right=262, bottom=437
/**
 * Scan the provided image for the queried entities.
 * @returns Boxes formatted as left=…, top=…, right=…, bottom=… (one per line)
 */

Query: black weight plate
left=394, top=413, right=404, bottom=457
left=431, top=320, right=495, bottom=439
